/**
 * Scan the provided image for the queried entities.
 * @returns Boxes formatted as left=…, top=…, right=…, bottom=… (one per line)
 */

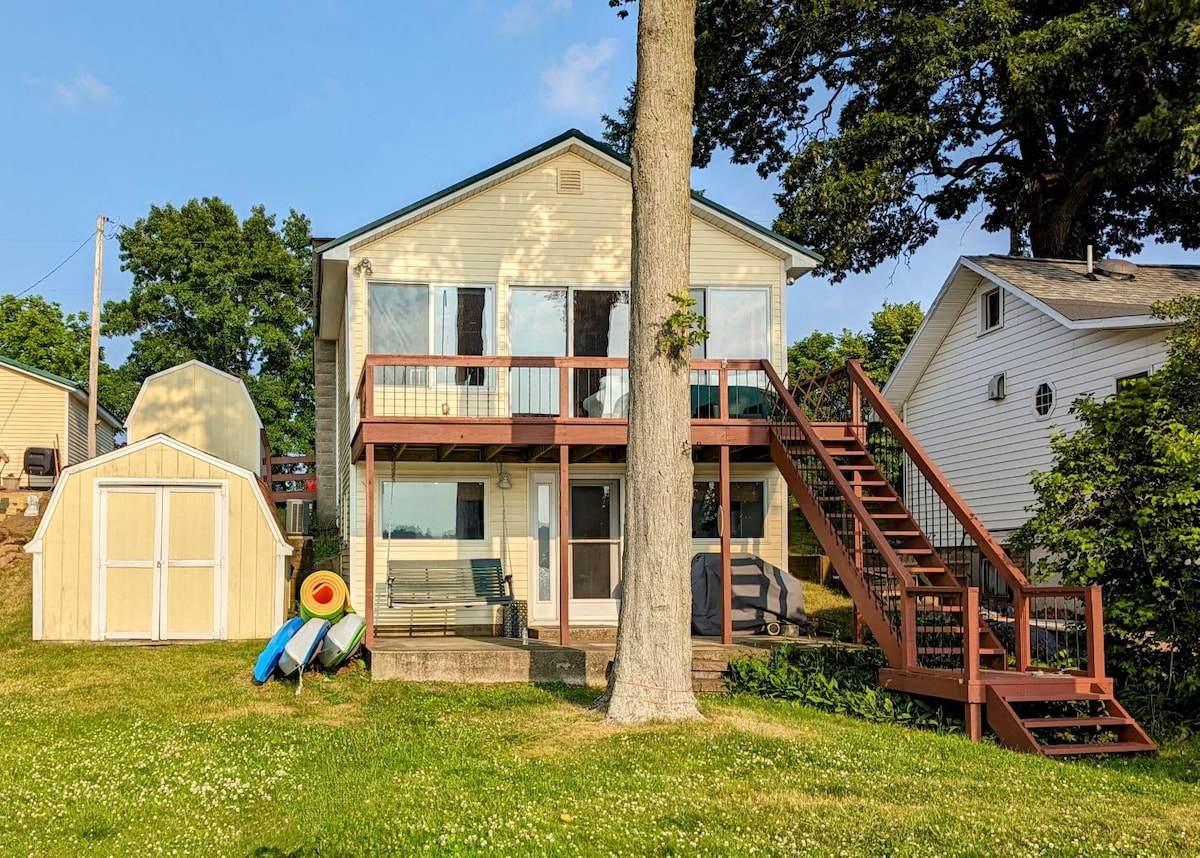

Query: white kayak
left=318, top=613, right=366, bottom=668
left=277, top=617, right=330, bottom=675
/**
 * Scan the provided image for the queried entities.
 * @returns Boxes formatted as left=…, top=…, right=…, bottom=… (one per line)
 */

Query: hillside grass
left=3, top=558, right=1200, bottom=856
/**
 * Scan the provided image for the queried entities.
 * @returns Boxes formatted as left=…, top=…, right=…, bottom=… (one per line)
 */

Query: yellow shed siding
left=343, top=151, right=787, bottom=393
left=33, top=439, right=284, bottom=642
left=127, top=363, right=262, bottom=474
left=0, top=365, right=70, bottom=475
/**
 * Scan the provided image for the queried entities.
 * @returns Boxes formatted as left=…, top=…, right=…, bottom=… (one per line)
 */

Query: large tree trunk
left=599, top=0, right=702, bottom=724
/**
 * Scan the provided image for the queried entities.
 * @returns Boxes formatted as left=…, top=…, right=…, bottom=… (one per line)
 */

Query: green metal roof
left=0, top=354, right=121, bottom=427
left=315, top=128, right=824, bottom=264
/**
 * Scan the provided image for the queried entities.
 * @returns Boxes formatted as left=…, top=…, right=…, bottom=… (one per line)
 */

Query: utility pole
left=87, top=214, right=104, bottom=460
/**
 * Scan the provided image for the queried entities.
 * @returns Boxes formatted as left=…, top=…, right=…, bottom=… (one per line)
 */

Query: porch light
left=353, top=258, right=373, bottom=276
left=497, top=471, right=513, bottom=490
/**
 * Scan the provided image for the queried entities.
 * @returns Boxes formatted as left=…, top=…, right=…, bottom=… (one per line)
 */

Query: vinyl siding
left=0, top=365, right=69, bottom=474
left=344, top=151, right=788, bottom=423
left=904, top=278, right=1168, bottom=534
left=126, top=364, right=262, bottom=474
left=34, top=439, right=285, bottom=641
left=347, top=460, right=788, bottom=626
left=65, top=394, right=116, bottom=465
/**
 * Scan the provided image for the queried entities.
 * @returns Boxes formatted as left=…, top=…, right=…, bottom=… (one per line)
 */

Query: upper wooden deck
left=351, top=355, right=785, bottom=461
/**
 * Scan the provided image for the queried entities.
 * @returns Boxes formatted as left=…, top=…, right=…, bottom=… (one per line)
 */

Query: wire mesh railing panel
left=727, top=369, right=771, bottom=420
left=769, top=412, right=904, bottom=643
left=573, top=368, right=629, bottom=418
left=372, top=365, right=503, bottom=418
left=791, top=368, right=853, bottom=422
left=1026, top=592, right=1089, bottom=672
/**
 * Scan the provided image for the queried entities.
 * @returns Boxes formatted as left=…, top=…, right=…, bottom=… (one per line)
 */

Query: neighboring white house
left=883, top=254, right=1200, bottom=538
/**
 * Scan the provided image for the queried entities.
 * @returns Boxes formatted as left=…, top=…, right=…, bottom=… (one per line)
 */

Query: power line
left=10, top=234, right=95, bottom=298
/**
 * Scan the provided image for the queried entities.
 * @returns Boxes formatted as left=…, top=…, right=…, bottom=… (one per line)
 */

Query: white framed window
left=691, top=286, right=771, bottom=359
left=691, top=480, right=766, bottom=539
left=379, top=480, right=486, bottom=541
left=980, top=287, right=1004, bottom=333
left=1115, top=370, right=1150, bottom=392
left=1033, top=381, right=1056, bottom=418
left=368, top=282, right=496, bottom=386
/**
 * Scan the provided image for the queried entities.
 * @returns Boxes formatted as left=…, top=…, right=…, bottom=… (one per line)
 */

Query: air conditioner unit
left=988, top=373, right=1007, bottom=401
left=285, top=500, right=311, bottom=536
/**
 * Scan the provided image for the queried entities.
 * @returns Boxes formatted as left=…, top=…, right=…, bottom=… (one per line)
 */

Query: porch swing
left=383, top=446, right=515, bottom=636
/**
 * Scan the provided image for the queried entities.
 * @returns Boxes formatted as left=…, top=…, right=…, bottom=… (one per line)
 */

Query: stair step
left=997, top=689, right=1108, bottom=702
left=1040, top=741, right=1155, bottom=757
left=896, top=548, right=935, bottom=555
left=1022, top=716, right=1131, bottom=730
left=860, top=495, right=900, bottom=503
left=915, top=625, right=964, bottom=634
left=836, top=463, right=876, bottom=470
left=882, top=530, right=922, bottom=537
left=870, top=513, right=910, bottom=519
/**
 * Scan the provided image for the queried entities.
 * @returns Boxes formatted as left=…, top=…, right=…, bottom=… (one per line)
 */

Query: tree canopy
left=0, top=295, right=97, bottom=384
left=605, top=1, right=1200, bottom=280
left=1013, top=295, right=1200, bottom=734
left=104, top=198, right=314, bottom=454
left=788, top=299, right=923, bottom=384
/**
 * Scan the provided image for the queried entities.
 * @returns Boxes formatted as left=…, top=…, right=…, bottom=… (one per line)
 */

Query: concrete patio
left=367, top=634, right=806, bottom=688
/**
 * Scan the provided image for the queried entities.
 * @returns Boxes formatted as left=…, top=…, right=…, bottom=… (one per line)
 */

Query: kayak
left=277, top=618, right=331, bottom=676
left=317, top=613, right=367, bottom=669
left=253, top=617, right=304, bottom=684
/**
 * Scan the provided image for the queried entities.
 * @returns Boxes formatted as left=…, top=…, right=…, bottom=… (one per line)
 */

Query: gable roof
left=316, top=128, right=822, bottom=264
left=883, top=255, right=1200, bottom=407
left=0, top=354, right=121, bottom=428
left=25, top=432, right=291, bottom=555
left=124, top=360, right=263, bottom=431
left=313, top=129, right=823, bottom=336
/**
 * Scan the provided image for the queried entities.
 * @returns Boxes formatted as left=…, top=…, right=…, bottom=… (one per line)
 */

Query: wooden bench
left=386, top=559, right=513, bottom=611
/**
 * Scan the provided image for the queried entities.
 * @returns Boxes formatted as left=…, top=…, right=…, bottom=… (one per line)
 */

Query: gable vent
left=557, top=168, right=583, bottom=195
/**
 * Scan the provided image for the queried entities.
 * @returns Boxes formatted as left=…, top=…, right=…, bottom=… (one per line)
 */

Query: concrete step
left=528, top=625, right=618, bottom=644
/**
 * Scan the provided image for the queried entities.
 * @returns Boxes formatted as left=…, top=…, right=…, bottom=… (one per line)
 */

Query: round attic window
left=1034, top=382, right=1055, bottom=418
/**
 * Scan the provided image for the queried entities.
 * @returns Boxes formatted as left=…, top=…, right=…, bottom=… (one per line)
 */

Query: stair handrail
left=843, top=360, right=1031, bottom=594
left=762, top=362, right=919, bottom=592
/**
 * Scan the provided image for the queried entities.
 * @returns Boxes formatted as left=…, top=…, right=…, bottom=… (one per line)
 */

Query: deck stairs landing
left=763, top=361, right=1156, bottom=757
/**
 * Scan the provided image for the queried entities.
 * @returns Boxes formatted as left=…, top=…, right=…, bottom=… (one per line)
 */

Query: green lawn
left=3, top=559, right=1200, bottom=856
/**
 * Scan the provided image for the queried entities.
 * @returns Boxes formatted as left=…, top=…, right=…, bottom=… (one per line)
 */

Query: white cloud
left=53, top=73, right=119, bottom=108
left=503, top=0, right=571, bottom=35
left=541, top=38, right=619, bottom=115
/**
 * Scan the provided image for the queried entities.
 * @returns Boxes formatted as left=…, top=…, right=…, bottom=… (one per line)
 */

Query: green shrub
left=727, top=645, right=959, bottom=731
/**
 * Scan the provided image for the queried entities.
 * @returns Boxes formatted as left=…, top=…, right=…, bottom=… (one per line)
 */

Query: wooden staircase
left=763, top=361, right=1156, bottom=757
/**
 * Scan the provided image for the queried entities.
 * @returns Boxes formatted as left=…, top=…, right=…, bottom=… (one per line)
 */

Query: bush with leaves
left=1013, top=296, right=1200, bottom=737
left=727, top=644, right=958, bottom=731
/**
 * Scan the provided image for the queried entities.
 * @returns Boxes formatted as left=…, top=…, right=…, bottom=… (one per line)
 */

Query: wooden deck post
left=365, top=443, right=375, bottom=649
left=558, top=445, right=570, bottom=647
left=1085, top=585, right=1105, bottom=679
left=1015, top=587, right=1031, bottom=672
left=965, top=703, right=983, bottom=741
left=719, top=444, right=733, bottom=645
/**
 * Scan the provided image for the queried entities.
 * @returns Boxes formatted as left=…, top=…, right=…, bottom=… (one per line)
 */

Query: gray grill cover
left=690, top=553, right=807, bottom=636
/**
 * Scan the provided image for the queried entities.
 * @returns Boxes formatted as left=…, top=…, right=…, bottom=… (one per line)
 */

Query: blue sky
left=2, top=1, right=1195, bottom=365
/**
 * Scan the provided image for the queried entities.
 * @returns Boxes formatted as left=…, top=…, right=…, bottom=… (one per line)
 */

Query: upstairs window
left=369, top=283, right=495, bottom=386
left=980, top=287, right=1004, bottom=332
left=1116, top=371, right=1149, bottom=392
left=691, top=287, right=771, bottom=359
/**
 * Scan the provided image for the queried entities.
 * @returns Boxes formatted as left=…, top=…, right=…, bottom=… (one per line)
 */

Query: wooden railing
left=793, top=360, right=1105, bottom=679
left=355, top=355, right=774, bottom=422
left=266, top=455, right=317, bottom=503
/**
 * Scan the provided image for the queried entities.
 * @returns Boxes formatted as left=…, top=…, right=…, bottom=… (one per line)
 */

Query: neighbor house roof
left=313, top=129, right=823, bottom=336
left=883, top=255, right=1200, bottom=407
left=0, top=354, right=121, bottom=428
left=124, top=359, right=263, bottom=431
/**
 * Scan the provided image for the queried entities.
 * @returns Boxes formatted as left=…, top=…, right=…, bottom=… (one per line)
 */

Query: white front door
left=98, top=485, right=224, bottom=641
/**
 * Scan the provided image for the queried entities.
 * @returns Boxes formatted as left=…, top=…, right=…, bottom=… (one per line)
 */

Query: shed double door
left=98, top=485, right=225, bottom=641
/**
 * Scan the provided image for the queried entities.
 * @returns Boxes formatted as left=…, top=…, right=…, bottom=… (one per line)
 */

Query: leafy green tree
left=788, top=300, right=923, bottom=384
left=105, top=198, right=314, bottom=454
left=605, top=1, right=1200, bottom=279
left=1013, top=296, right=1200, bottom=733
left=0, top=295, right=95, bottom=383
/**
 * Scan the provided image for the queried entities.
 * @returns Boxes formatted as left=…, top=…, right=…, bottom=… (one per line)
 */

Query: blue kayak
left=253, top=617, right=305, bottom=683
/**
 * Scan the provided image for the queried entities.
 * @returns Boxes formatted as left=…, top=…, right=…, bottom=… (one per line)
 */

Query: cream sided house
left=312, top=129, right=821, bottom=646
left=0, top=355, right=120, bottom=481
left=884, top=254, right=1200, bottom=540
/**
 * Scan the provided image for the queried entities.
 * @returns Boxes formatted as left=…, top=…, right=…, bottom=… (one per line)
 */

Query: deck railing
left=356, top=355, right=773, bottom=422
left=795, top=360, right=1104, bottom=678
left=267, top=455, right=317, bottom=503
